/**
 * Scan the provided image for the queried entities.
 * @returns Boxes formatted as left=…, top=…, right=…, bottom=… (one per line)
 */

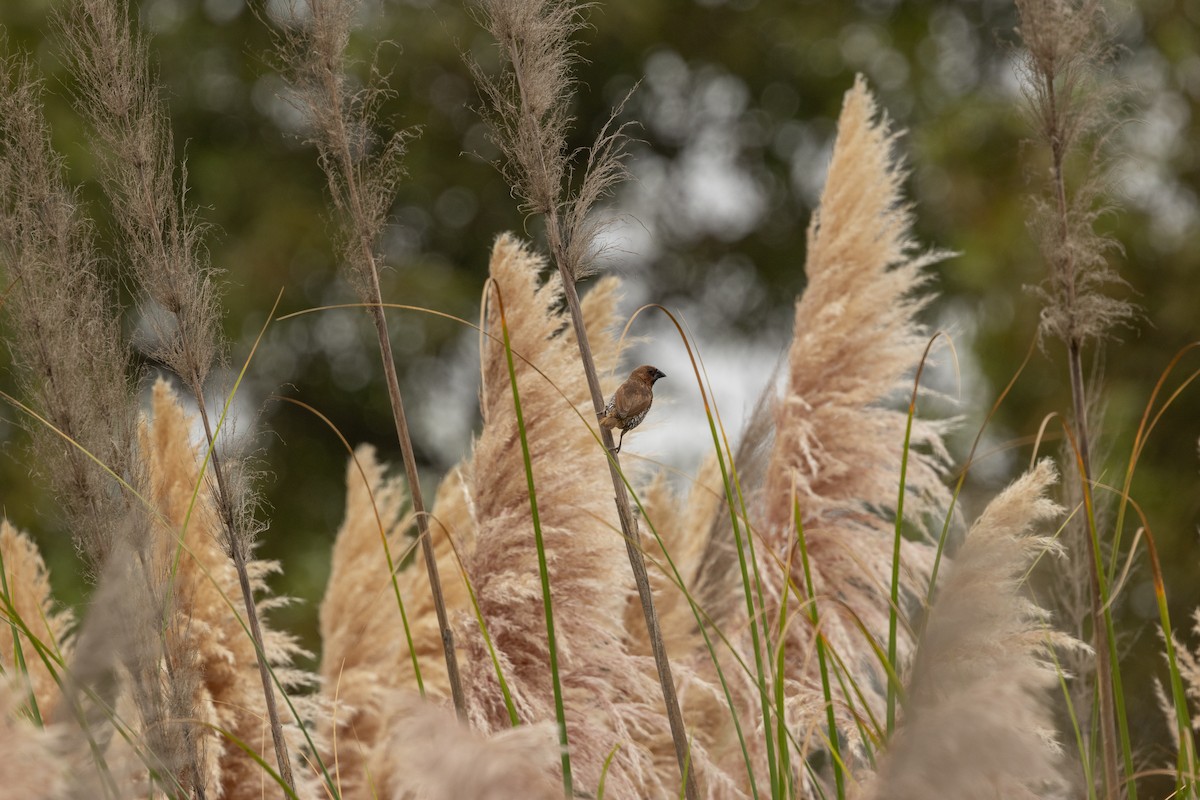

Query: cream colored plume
left=0, top=520, right=74, bottom=720
left=142, top=379, right=321, bottom=799
left=654, top=76, right=958, bottom=796
left=362, top=692, right=560, bottom=799
left=750, top=74, right=952, bottom=758
left=451, top=234, right=674, bottom=796
left=0, top=678, right=68, bottom=796
left=859, top=459, right=1069, bottom=799
left=318, top=444, right=473, bottom=795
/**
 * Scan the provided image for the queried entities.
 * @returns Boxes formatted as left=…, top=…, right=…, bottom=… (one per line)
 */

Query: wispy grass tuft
left=1014, top=1, right=1138, bottom=795
left=60, top=0, right=298, bottom=787
left=271, top=0, right=467, bottom=719
left=0, top=52, right=140, bottom=572
left=0, top=46, right=201, bottom=796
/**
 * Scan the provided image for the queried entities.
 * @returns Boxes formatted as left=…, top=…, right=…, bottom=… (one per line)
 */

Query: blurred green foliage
left=2, top=0, right=1200, bottom=789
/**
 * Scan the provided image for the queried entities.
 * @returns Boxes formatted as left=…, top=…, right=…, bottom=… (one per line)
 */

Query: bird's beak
left=654, top=369, right=666, bottom=381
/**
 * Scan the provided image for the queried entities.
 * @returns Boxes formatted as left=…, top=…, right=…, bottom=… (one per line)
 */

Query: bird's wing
left=612, top=381, right=652, bottom=420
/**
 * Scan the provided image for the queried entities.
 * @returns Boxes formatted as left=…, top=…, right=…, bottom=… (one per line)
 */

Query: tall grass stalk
left=624, top=300, right=794, bottom=793
left=273, top=0, right=466, bottom=717
left=607, top=453, right=761, bottom=795
left=1015, top=0, right=1138, bottom=793
left=468, top=1, right=696, bottom=793
left=1066, top=420, right=1133, bottom=798
left=57, top=0, right=302, bottom=788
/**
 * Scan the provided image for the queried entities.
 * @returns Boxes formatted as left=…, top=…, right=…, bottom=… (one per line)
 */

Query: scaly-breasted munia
left=599, top=365, right=666, bottom=454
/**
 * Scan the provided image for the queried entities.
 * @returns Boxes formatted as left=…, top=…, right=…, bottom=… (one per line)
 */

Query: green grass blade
left=774, top=569, right=792, bottom=798
left=197, top=722, right=301, bottom=800
left=495, top=288, right=572, bottom=797
left=597, top=742, right=622, bottom=800
left=795, top=498, right=845, bottom=799
left=275, top=395, right=424, bottom=696
left=1136, top=519, right=1196, bottom=797
left=886, top=402, right=915, bottom=737
left=703, top=388, right=778, bottom=794
left=1075, top=455, right=1136, bottom=799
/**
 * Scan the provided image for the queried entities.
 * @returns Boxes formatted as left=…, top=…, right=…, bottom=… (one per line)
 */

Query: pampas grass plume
left=143, top=380, right=320, bottom=799
left=0, top=521, right=74, bottom=719
left=860, top=459, right=1070, bottom=800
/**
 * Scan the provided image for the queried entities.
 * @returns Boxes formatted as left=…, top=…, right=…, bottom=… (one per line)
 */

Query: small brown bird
left=599, top=365, right=666, bottom=454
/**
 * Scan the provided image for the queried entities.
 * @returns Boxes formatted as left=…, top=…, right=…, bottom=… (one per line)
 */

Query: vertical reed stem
left=192, top=390, right=295, bottom=794
left=1066, top=337, right=1121, bottom=800
left=366, top=291, right=468, bottom=718
left=544, top=216, right=699, bottom=800
left=298, top=0, right=467, bottom=716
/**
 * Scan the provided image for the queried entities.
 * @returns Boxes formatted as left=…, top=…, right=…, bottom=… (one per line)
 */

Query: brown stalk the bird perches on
left=468, top=0, right=698, bottom=796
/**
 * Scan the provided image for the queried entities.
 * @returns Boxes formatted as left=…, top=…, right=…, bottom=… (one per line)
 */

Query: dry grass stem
left=1015, top=2, right=1135, bottom=793
left=273, top=0, right=467, bottom=718
left=0, top=49, right=205, bottom=797
left=469, top=2, right=694, bottom=792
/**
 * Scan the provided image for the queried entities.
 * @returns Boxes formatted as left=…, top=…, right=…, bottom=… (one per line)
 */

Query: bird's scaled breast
left=624, top=409, right=648, bottom=430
